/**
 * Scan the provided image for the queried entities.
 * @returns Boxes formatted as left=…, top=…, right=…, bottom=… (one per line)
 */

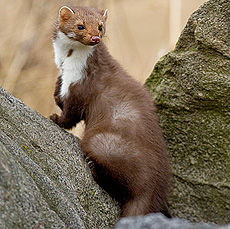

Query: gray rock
left=0, top=87, right=119, bottom=229
left=115, top=214, right=230, bottom=229
left=146, top=0, right=230, bottom=224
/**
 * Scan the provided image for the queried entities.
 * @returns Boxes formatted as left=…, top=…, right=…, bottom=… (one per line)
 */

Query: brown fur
left=53, top=6, right=107, bottom=45
left=50, top=6, right=171, bottom=218
left=67, top=49, right=73, bottom=57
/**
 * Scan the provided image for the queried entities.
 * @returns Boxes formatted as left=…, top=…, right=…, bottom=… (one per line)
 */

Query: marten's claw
left=50, top=113, right=59, bottom=124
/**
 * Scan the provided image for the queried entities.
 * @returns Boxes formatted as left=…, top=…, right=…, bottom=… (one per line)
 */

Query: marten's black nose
left=91, top=36, right=100, bottom=44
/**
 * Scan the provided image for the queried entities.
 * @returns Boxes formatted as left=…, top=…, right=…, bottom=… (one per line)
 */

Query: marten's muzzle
left=90, top=36, right=101, bottom=45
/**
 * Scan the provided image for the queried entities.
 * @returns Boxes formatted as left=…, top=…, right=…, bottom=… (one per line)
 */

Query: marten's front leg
left=54, top=76, right=63, bottom=110
left=50, top=102, right=83, bottom=129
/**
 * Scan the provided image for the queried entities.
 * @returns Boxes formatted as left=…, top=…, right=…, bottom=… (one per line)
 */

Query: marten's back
left=83, top=43, right=167, bottom=155
left=80, top=44, right=171, bottom=217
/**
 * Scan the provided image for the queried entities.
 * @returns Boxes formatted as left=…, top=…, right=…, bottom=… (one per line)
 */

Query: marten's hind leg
left=81, top=131, right=170, bottom=217
left=81, top=131, right=137, bottom=201
left=120, top=195, right=152, bottom=217
left=121, top=195, right=172, bottom=218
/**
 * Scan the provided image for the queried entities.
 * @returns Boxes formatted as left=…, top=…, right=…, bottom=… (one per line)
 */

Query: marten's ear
left=59, top=6, right=74, bottom=21
left=102, top=9, right=108, bottom=21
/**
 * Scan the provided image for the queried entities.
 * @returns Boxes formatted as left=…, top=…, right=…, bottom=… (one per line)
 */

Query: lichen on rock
left=146, top=0, right=230, bottom=224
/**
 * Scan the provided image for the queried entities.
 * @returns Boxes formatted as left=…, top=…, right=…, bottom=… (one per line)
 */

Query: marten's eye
left=98, top=25, right=103, bottom=31
left=78, top=25, right=85, bottom=30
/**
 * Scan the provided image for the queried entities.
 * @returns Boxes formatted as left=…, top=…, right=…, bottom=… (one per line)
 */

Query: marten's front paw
left=50, top=113, right=59, bottom=124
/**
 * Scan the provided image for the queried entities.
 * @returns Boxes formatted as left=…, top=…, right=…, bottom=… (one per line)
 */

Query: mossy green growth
left=146, top=0, right=230, bottom=224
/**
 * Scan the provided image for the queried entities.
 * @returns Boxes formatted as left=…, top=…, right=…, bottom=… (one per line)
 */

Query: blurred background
left=0, top=0, right=206, bottom=137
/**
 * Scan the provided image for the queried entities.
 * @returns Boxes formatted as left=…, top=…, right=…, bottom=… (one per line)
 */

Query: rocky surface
left=0, top=87, right=119, bottom=229
left=115, top=214, right=230, bottom=229
left=146, top=0, right=230, bottom=224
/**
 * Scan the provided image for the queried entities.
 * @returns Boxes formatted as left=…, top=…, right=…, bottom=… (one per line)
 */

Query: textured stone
left=0, top=87, right=119, bottom=229
left=146, top=0, right=230, bottom=224
left=115, top=213, right=230, bottom=229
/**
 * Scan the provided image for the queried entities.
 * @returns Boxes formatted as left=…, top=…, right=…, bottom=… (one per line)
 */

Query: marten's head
left=57, top=6, right=108, bottom=46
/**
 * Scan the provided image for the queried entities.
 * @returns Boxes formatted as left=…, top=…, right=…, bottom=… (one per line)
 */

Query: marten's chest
left=59, top=52, right=88, bottom=98
left=53, top=33, right=94, bottom=98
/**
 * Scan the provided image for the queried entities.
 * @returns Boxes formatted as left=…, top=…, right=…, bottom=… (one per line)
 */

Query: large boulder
left=0, top=87, right=119, bottom=228
left=146, top=0, right=230, bottom=224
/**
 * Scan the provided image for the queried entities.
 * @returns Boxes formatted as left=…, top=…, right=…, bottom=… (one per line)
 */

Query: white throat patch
left=53, top=31, right=94, bottom=97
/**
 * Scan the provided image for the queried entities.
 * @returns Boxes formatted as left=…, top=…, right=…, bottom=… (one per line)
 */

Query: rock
left=146, top=0, right=230, bottom=224
left=0, top=87, right=119, bottom=228
left=115, top=213, right=230, bottom=229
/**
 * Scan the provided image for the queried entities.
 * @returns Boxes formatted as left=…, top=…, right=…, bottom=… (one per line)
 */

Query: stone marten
left=50, top=5, right=171, bottom=218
